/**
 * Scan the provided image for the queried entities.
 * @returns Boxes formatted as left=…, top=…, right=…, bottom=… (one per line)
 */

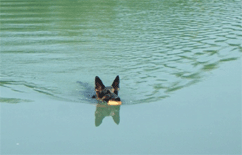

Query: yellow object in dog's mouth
left=107, top=101, right=122, bottom=105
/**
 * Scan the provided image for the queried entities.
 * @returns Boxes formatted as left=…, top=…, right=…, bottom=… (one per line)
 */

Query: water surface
left=0, top=0, right=241, bottom=154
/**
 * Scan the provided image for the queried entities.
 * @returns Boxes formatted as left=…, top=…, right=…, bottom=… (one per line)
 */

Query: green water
left=0, top=0, right=241, bottom=154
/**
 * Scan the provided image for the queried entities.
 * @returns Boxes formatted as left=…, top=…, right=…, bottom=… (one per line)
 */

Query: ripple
left=0, top=98, right=32, bottom=104
left=1, top=0, right=241, bottom=105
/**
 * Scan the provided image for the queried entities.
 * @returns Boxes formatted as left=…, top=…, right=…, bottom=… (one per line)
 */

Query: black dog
left=93, top=75, right=121, bottom=103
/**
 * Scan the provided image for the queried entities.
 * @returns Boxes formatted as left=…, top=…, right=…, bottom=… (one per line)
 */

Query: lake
left=0, top=0, right=241, bottom=154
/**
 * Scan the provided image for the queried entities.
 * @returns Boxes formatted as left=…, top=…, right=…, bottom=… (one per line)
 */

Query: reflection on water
left=0, top=0, right=241, bottom=104
left=95, top=103, right=120, bottom=127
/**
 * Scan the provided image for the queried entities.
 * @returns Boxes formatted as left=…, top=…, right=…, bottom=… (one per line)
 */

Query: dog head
left=95, top=75, right=120, bottom=102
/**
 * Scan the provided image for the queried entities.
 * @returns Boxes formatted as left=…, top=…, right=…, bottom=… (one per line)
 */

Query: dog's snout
left=115, top=97, right=121, bottom=101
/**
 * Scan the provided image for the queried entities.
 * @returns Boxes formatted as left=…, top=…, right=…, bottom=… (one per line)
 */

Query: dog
left=93, top=75, right=121, bottom=103
left=93, top=75, right=121, bottom=126
left=78, top=76, right=121, bottom=126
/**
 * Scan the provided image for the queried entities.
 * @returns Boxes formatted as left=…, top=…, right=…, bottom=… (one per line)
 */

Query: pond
left=0, top=0, right=241, bottom=154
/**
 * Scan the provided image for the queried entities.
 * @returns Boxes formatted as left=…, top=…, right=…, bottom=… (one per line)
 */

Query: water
left=0, top=0, right=241, bottom=154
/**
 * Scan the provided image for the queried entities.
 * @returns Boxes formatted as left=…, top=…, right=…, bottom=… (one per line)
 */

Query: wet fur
left=94, top=75, right=120, bottom=102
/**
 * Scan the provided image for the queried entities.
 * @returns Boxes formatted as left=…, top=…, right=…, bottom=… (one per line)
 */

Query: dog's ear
left=95, top=76, right=105, bottom=92
left=112, top=75, right=119, bottom=95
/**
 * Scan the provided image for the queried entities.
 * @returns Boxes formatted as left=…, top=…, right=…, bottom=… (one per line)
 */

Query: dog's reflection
left=95, top=103, right=120, bottom=127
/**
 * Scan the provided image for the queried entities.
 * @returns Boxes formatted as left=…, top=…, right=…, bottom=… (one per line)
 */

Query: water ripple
left=0, top=0, right=241, bottom=104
